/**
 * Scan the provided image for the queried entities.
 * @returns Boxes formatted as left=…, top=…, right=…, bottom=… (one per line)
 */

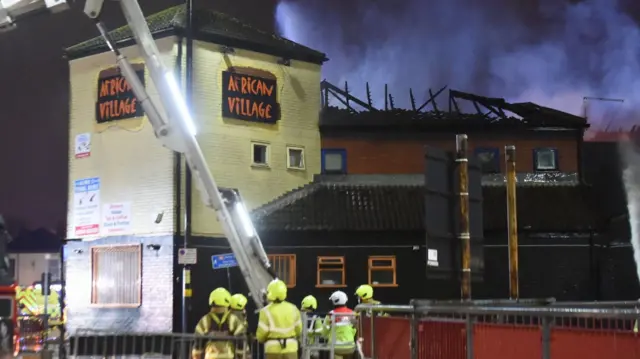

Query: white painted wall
left=9, top=253, right=61, bottom=286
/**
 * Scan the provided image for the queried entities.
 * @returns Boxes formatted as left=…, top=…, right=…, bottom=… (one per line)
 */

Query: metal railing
left=68, top=330, right=252, bottom=359
left=355, top=299, right=640, bottom=359
left=301, top=312, right=359, bottom=359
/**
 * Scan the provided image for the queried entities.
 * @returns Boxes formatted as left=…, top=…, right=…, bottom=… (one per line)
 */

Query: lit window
left=534, top=148, right=558, bottom=171
left=251, top=142, right=269, bottom=166
left=316, top=256, right=346, bottom=288
left=91, top=245, right=141, bottom=307
left=368, top=256, right=397, bottom=287
left=287, top=147, right=305, bottom=170
left=474, top=148, right=500, bottom=174
left=268, top=254, right=296, bottom=288
left=322, top=149, right=347, bottom=174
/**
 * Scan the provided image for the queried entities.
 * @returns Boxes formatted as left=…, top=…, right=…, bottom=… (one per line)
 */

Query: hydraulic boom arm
left=1, top=0, right=276, bottom=309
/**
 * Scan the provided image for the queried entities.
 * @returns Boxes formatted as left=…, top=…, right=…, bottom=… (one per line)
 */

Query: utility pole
left=456, top=134, right=471, bottom=301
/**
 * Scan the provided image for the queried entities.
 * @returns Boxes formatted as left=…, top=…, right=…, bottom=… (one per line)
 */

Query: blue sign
left=74, top=177, right=100, bottom=193
left=212, top=253, right=238, bottom=269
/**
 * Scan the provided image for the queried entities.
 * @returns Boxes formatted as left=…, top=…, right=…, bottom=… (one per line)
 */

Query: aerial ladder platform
left=0, top=0, right=276, bottom=309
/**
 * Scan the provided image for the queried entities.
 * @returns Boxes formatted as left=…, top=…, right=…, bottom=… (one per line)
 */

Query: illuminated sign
left=222, top=70, right=280, bottom=124
left=95, top=66, right=145, bottom=124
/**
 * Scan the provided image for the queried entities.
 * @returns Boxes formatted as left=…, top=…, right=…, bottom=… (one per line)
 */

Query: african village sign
left=222, top=70, right=281, bottom=124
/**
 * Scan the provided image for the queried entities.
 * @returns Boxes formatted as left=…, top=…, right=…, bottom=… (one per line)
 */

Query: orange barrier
left=360, top=316, right=411, bottom=359
left=360, top=316, right=640, bottom=359
left=474, top=324, right=541, bottom=359
left=551, top=328, right=640, bottom=359
left=418, top=320, right=465, bottom=359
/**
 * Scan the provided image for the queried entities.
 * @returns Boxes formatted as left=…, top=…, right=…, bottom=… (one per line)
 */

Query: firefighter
left=192, top=288, right=245, bottom=359
left=355, top=284, right=387, bottom=316
left=301, top=295, right=323, bottom=358
left=323, top=291, right=357, bottom=359
left=230, top=294, right=251, bottom=359
left=256, top=279, right=302, bottom=359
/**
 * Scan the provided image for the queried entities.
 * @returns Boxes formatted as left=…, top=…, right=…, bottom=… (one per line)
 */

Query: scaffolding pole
left=456, top=134, right=471, bottom=300
left=505, top=145, right=519, bottom=299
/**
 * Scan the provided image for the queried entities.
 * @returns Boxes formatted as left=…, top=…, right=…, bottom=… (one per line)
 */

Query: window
left=268, top=254, right=296, bottom=288
left=474, top=148, right=500, bottom=174
left=287, top=146, right=305, bottom=170
left=91, top=244, right=142, bottom=307
left=534, top=148, right=559, bottom=171
left=368, top=256, right=397, bottom=287
left=251, top=142, right=269, bottom=166
left=321, top=149, right=347, bottom=174
left=316, top=256, right=346, bottom=287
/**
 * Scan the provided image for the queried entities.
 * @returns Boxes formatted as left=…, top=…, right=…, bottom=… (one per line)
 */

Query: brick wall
left=185, top=41, right=322, bottom=236
left=64, top=235, right=173, bottom=333
left=322, top=137, right=578, bottom=174
left=66, top=37, right=177, bottom=239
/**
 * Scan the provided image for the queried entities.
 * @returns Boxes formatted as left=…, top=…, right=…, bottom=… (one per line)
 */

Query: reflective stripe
left=263, top=306, right=300, bottom=334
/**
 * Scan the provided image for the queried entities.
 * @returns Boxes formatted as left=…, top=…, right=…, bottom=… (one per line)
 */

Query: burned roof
left=320, top=81, right=588, bottom=132
left=64, top=5, right=327, bottom=64
left=252, top=181, right=599, bottom=232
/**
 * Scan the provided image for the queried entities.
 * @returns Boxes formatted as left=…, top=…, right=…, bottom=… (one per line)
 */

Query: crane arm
left=1, top=0, right=276, bottom=309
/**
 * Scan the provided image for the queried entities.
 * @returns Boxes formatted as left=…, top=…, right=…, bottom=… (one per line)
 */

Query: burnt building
left=318, top=81, right=588, bottom=177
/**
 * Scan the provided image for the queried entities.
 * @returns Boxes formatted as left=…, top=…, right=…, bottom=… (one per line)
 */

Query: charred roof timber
left=320, top=80, right=589, bottom=131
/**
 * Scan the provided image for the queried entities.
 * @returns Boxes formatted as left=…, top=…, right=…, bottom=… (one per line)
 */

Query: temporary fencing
left=355, top=299, right=640, bottom=359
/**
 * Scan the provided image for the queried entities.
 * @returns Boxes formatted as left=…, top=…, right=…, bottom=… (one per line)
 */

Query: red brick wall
left=321, top=137, right=578, bottom=174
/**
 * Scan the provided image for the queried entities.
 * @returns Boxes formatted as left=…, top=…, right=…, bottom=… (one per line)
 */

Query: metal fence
left=66, top=330, right=254, bottom=359
left=355, top=300, right=640, bottom=359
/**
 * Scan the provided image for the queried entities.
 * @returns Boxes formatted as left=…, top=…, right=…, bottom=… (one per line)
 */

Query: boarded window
left=268, top=254, right=296, bottom=288
left=368, top=256, right=397, bottom=287
left=316, top=256, right=346, bottom=288
left=91, top=244, right=142, bottom=307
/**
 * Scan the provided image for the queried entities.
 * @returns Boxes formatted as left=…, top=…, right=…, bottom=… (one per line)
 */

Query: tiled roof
left=64, top=5, right=327, bottom=64
left=252, top=182, right=599, bottom=232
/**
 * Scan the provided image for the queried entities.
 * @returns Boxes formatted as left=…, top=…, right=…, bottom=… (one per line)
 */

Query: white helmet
left=329, top=291, right=348, bottom=306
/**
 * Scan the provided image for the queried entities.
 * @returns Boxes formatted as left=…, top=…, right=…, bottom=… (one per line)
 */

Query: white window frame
left=251, top=141, right=270, bottom=167
left=286, top=146, right=306, bottom=170
left=534, top=148, right=558, bottom=171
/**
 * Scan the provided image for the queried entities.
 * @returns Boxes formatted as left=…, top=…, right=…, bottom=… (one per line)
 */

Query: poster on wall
left=95, top=65, right=146, bottom=124
left=102, top=202, right=132, bottom=235
left=74, top=133, right=91, bottom=159
left=73, top=177, right=101, bottom=237
left=222, top=69, right=281, bottom=124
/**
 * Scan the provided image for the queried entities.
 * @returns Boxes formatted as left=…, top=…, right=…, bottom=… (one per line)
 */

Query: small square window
left=287, top=147, right=305, bottom=170
left=251, top=142, right=269, bottom=166
left=322, top=149, right=347, bottom=174
left=474, top=148, right=500, bottom=174
left=534, top=148, right=558, bottom=171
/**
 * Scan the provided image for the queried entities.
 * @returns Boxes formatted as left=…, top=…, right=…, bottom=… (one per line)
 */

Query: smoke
left=620, top=141, right=640, bottom=282
left=275, top=0, right=640, bottom=130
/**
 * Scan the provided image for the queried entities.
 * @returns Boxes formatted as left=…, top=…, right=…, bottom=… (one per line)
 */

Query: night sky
left=0, top=0, right=277, bottom=233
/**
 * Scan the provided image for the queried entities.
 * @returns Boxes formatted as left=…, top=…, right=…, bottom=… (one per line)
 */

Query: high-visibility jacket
left=359, top=299, right=388, bottom=317
left=256, top=301, right=302, bottom=354
left=230, top=310, right=250, bottom=359
left=193, top=310, right=245, bottom=359
left=323, top=307, right=357, bottom=352
left=634, top=320, right=638, bottom=333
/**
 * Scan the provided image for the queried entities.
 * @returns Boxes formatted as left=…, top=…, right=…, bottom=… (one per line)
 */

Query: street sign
left=178, top=248, right=197, bottom=265
left=212, top=253, right=238, bottom=269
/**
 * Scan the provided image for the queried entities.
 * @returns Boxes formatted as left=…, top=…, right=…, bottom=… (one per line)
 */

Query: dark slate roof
left=252, top=182, right=599, bottom=232
left=64, top=5, right=327, bottom=64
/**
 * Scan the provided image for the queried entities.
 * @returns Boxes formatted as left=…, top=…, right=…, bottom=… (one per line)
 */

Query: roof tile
left=65, top=5, right=327, bottom=64
left=252, top=183, right=600, bottom=232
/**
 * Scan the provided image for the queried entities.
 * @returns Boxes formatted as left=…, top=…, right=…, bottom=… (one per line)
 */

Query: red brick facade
left=321, top=137, right=579, bottom=174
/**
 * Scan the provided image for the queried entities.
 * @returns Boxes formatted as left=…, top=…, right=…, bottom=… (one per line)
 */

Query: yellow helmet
left=266, top=279, right=287, bottom=302
left=209, top=287, right=232, bottom=307
left=355, top=284, right=374, bottom=300
left=301, top=295, right=318, bottom=310
left=230, top=294, right=248, bottom=310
